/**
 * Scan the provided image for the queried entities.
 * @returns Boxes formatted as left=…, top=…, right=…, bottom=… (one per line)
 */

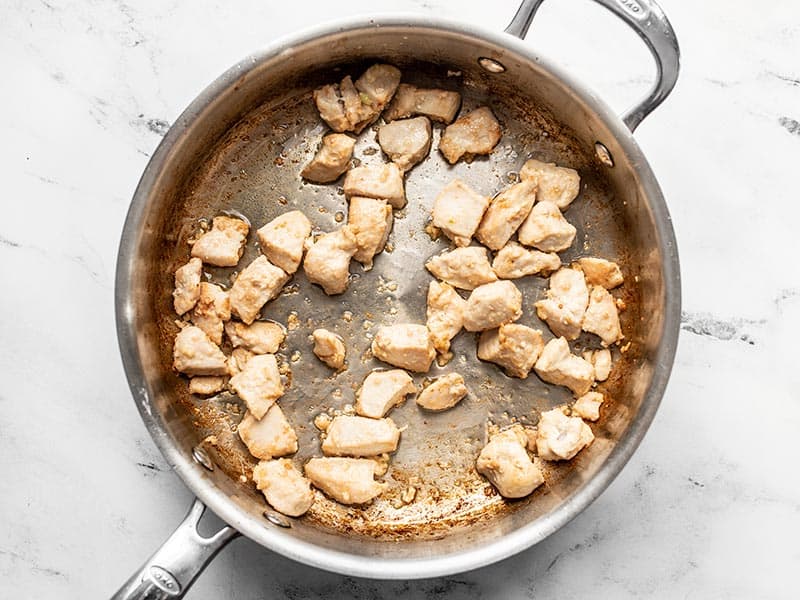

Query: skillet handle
left=110, top=498, right=239, bottom=600
left=505, top=0, right=680, bottom=131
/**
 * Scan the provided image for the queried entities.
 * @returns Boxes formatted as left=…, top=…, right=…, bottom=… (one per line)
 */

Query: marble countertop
left=2, top=0, right=798, bottom=597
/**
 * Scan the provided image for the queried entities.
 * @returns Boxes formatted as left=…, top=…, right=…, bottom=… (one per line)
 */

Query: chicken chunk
left=439, top=106, right=502, bottom=164
left=573, top=392, right=603, bottom=422
left=224, top=321, right=285, bottom=354
left=191, top=282, right=230, bottom=345
left=229, top=353, right=284, bottom=419
left=477, top=324, right=544, bottom=379
left=431, top=180, right=490, bottom=247
left=582, top=348, right=612, bottom=382
left=416, top=373, right=467, bottom=412
left=321, top=416, right=401, bottom=457
left=302, top=226, right=358, bottom=295
left=426, top=281, right=466, bottom=355
left=384, top=84, right=462, bottom=123
left=534, top=267, right=589, bottom=340
left=377, top=116, right=432, bottom=172
left=190, top=216, right=249, bottom=267
left=188, top=376, right=225, bottom=396
left=520, top=159, right=580, bottom=209
left=536, top=408, right=594, bottom=460
left=347, top=197, right=393, bottom=269
left=313, top=64, right=401, bottom=134
left=173, top=325, right=228, bottom=376
left=256, top=210, right=312, bottom=275
left=253, top=459, right=314, bottom=517
left=492, top=242, right=561, bottom=279
left=238, top=405, right=298, bottom=460
left=304, top=457, right=386, bottom=505
left=371, top=324, right=435, bottom=373
left=534, top=337, right=595, bottom=396
left=228, top=347, right=254, bottom=376
left=425, top=246, right=497, bottom=290
left=230, top=256, right=290, bottom=324
left=301, top=134, right=355, bottom=183
left=173, top=257, right=203, bottom=316
left=475, top=180, right=537, bottom=250
left=343, top=163, right=406, bottom=209
left=463, top=281, right=523, bottom=332
left=578, top=257, right=624, bottom=289
left=476, top=426, right=544, bottom=499
left=356, top=369, right=417, bottom=418
left=517, top=201, right=577, bottom=253
left=582, top=285, right=622, bottom=346
left=312, top=328, right=346, bottom=370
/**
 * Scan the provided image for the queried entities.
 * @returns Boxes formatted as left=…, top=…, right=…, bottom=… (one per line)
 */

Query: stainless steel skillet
left=113, top=0, right=680, bottom=597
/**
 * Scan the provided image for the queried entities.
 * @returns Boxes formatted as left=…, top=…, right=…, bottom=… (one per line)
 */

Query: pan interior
left=128, top=23, right=667, bottom=561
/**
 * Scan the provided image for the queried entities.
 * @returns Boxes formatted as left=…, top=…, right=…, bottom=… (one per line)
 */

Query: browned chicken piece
left=321, top=416, right=401, bottom=457
left=224, top=321, right=285, bottom=355
left=577, top=257, right=624, bottom=289
left=371, top=324, right=436, bottom=373
left=384, top=83, right=462, bottom=123
left=229, top=353, right=284, bottom=419
left=238, top=405, right=298, bottom=460
left=173, top=325, right=228, bottom=376
left=302, top=226, right=358, bottom=295
left=439, top=106, right=502, bottom=164
left=520, top=159, right=580, bottom=209
left=356, top=369, right=417, bottom=419
left=301, top=134, right=356, bottom=183
left=256, top=210, right=312, bottom=275
left=416, top=373, right=468, bottom=412
left=230, top=256, right=290, bottom=325
left=463, top=280, right=523, bottom=332
left=534, top=267, right=589, bottom=340
left=477, top=324, right=544, bottom=379
left=312, top=328, right=346, bottom=370
left=304, top=457, right=386, bottom=505
left=425, top=246, right=497, bottom=291
left=582, top=348, right=612, bottom=382
left=534, top=337, right=595, bottom=396
left=348, top=197, right=393, bottom=270
left=253, top=459, right=314, bottom=517
left=475, top=180, right=537, bottom=250
left=173, top=257, right=203, bottom=316
left=431, top=180, right=490, bottom=247
left=191, top=282, right=230, bottom=345
left=343, top=163, right=406, bottom=209
left=573, top=392, right=603, bottom=422
left=476, top=426, right=544, bottom=499
left=582, top=285, right=622, bottom=346
left=313, top=64, right=401, bottom=134
left=517, top=201, right=577, bottom=253
left=536, top=408, right=594, bottom=460
left=228, top=347, right=254, bottom=377
left=377, top=116, right=432, bottom=172
left=190, top=216, right=249, bottom=267
left=188, top=376, right=226, bottom=396
left=492, top=242, right=561, bottom=279
left=426, top=281, right=466, bottom=355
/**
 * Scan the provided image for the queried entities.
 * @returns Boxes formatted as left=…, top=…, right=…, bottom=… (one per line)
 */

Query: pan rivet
left=595, top=142, right=615, bottom=167
left=191, top=445, right=214, bottom=471
left=478, top=57, right=506, bottom=74
left=263, top=511, right=292, bottom=528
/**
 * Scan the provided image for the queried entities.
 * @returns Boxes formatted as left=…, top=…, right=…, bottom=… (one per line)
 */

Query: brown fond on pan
left=153, top=59, right=642, bottom=540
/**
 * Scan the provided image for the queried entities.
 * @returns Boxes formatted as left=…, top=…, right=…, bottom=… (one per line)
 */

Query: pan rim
left=115, top=12, right=681, bottom=580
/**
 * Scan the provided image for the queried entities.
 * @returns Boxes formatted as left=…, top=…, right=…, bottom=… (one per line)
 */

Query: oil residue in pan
left=156, top=64, right=640, bottom=539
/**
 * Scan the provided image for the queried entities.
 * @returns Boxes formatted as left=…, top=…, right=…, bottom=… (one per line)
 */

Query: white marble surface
left=2, top=0, right=799, bottom=597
